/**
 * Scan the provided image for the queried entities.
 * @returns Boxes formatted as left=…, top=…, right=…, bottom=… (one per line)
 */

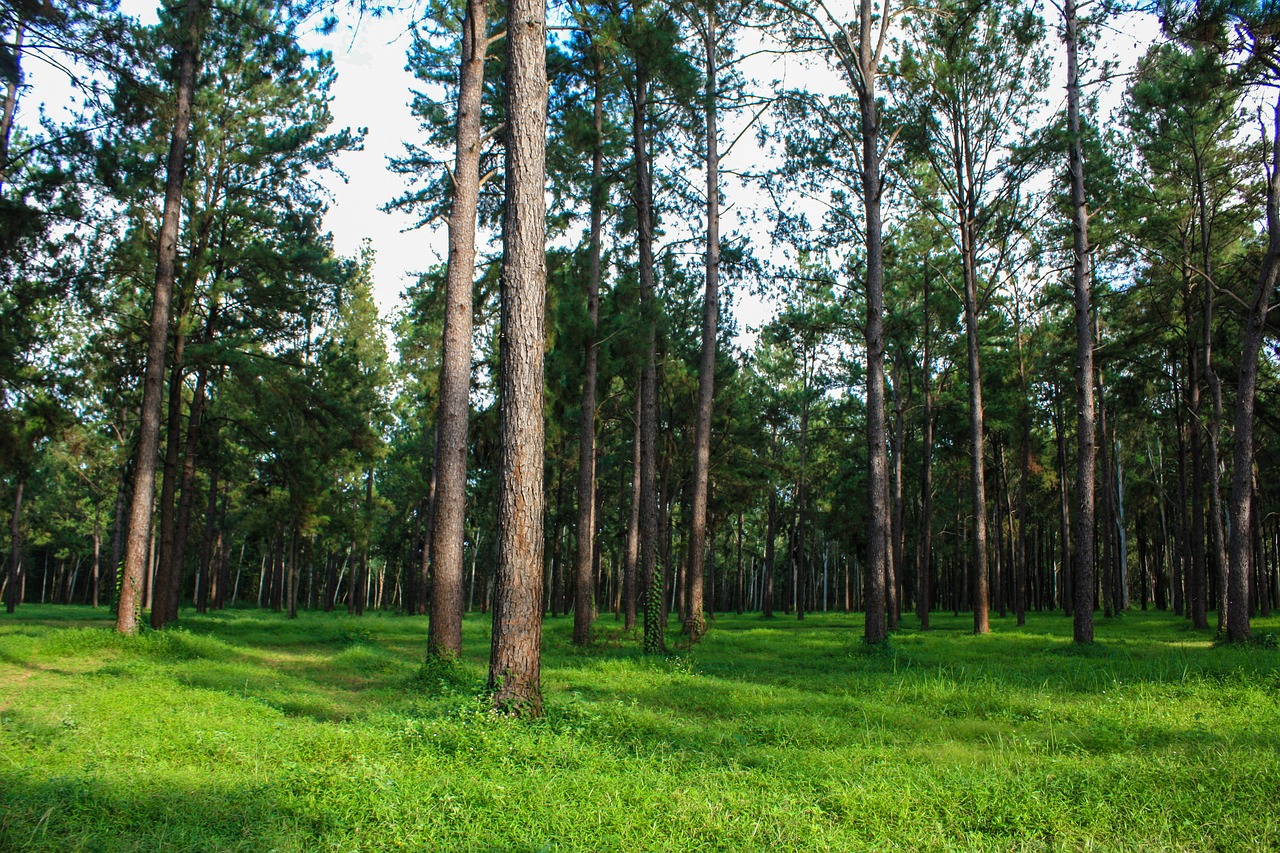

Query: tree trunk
left=489, top=0, right=547, bottom=714
left=429, top=0, right=488, bottom=658
left=859, top=0, right=889, bottom=645
left=6, top=481, right=22, bottom=613
left=624, top=381, right=641, bottom=630
left=1066, top=0, right=1096, bottom=643
left=151, top=324, right=188, bottom=628
left=0, top=21, right=23, bottom=194
left=572, top=53, right=606, bottom=646
left=961, top=213, right=990, bottom=635
left=633, top=56, right=664, bottom=656
left=117, top=0, right=208, bottom=635
left=763, top=429, right=777, bottom=619
left=686, top=2, right=721, bottom=643
left=1226, top=94, right=1280, bottom=642
left=918, top=272, right=933, bottom=629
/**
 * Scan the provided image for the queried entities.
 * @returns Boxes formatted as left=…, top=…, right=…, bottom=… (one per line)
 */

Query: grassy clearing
left=1, top=605, right=1277, bottom=852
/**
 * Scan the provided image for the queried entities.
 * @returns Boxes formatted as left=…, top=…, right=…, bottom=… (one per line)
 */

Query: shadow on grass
left=0, top=770, right=303, bottom=852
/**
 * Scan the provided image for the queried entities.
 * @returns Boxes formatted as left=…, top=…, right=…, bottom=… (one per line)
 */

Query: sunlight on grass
left=1, top=605, right=1277, bottom=851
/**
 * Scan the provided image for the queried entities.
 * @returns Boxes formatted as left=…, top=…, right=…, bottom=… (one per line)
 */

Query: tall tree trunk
left=429, top=0, right=488, bottom=658
left=198, top=454, right=218, bottom=614
left=796, top=375, right=809, bottom=622
left=763, top=428, right=777, bottom=618
left=686, top=3, right=720, bottom=644
left=151, top=323, right=188, bottom=628
left=859, top=0, right=889, bottom=645
left=489, top=0, right=547, bottom=714
left=890, top=354, right=906, bottom=630
left=1189, top=325, right=1209, bottom=629
left=1066, top=0, right=1096, bottom=643
left=572, top=53, right=606, bottom=646
left=1226, top=94, right=1280, bottom=642
left=633, top=57, right=664, bottom=656
left=918, top=272, right=934, bottom=629
left=117, top=0, right=207, bottom=635
left=961, top=216, right=990, bottom=634
left=624, top=381, right=641, bottom=630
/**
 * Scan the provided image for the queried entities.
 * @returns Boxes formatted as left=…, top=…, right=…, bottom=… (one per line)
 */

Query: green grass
left=1, top=606, right=1277, bottom=852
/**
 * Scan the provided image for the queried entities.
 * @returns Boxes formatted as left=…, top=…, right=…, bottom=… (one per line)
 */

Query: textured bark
left=632, top=56, right=664, bottom=656
left=623, top=383, right=641, bottom=630
left=686, top=7, right=720, bottom=644
left=0, top=21, right=22, bottom=194
left=489, top=0, right=547, bottom=714
left=6, top=481, right=22, bottom=613
left=918, top=274, right=934, bottom=630
left=890, top=354, right=905, bottom=629
left=166, top=360, right=210, bottom=622
left=962, top=217, right=990, bottom=635
left=429, top=0, right=488, bottom=659
left=1188, top=329, right=1208, bottom=629
left=117, top=0, right=207, bottom=634
left=1066, top=0, right=1095, bottom=644
left=858, top=0, right=889, bottom=644
left=1226, top=95, right=1280, bottom=642
left=1014, top=307, right=1030, bottom=626
left=197, top=456, right=218, bottom=613
left=151, top=326, right=187, bottom=629
left=571, top=55, right=605, bottom=646
left=763, top=429, right=777, bottom=618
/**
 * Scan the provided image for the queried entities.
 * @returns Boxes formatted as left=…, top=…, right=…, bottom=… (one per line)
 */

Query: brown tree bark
left=151, top=323, right=188, bottom=628
left=632, top=55, right=664, bottom=656
left=6, top=481, right=22, bottom=613
left=685, top=0, right=722, bottom=644
left=489, top=0, right=547, bottom=714
left=918, top=272, right=934, bottom=629
left=429, top=0, right=489, bottom=658
left=857, top=0, right=889, bottom=644
left=1226, top=94, right=1280, bottom=642
left=1066, top=0, right=1096, bottom=644
left=117, top=0, right=208, bottom=634
left=572, top=52, right=606, bottom=646
left=623, top=382, right=641, bottom=630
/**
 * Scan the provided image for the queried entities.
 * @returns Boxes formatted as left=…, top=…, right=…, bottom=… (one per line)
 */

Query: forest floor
left=0, top=605, right=1277, bottom=852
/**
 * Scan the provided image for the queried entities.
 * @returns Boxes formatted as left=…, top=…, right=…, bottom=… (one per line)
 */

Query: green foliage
left=2, top=607, right=1278, bottom=850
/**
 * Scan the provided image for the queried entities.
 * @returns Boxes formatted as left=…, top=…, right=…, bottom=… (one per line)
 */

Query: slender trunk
left=763, top=430, right=777, bottom=618
left=0, top=21, right=24, bottom=194
left=489, top=0, right=547, bottom=714
left=624, top=382, right=641, bottom=630
left=796, top=378, right=809, bottom=622
left=1066, top=0, right=1096, bottom=643
left=572, top=55, right=606, bottom=646
left=6, top=481, right=23, bottom=612
left=198, top=445, right=218, bottom=614
left=962, top=218, right=990, bottom=634
left=1173, top=359, right=1188, bottom=616
left=151, top=323, right=188, bottom=628
left=1226, top=94, right=1280, bottom=642
left=687, top=8, right=720, bottom=643
left=117, top=0, right=207, bottom=634
left=887, top=354, right=904, bottom=617
left=1189, top=321, right=1208, bottom=629
left=634, top=58, right=663, bottom=656
left=919, top=273, right=933, bottom=629
left=860, top=0, right=889, bottom=644
left=429, top=0, right=488, bottom=657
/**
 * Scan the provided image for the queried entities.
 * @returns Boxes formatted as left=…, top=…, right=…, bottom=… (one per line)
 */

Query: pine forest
left=2, top=0, right=1279, bottom=849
